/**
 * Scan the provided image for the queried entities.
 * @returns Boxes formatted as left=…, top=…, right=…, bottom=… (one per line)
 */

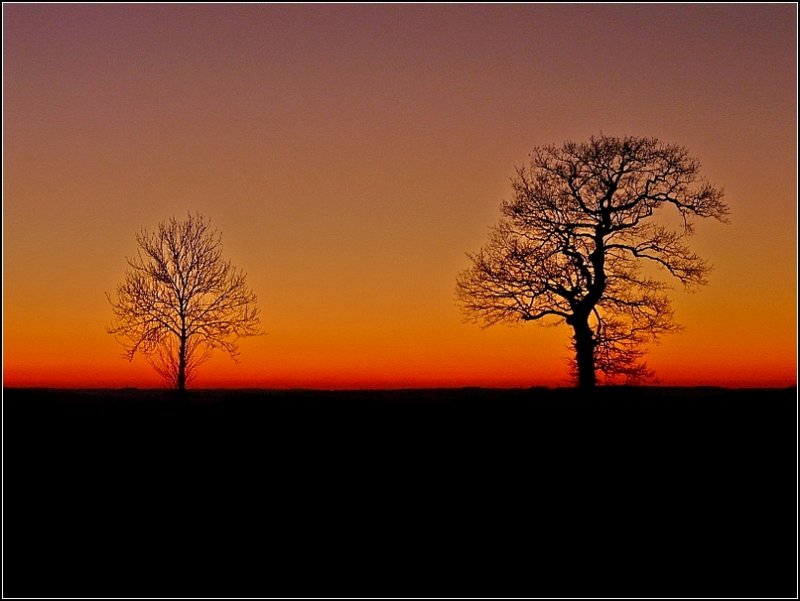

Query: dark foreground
left=4, top=386, right=797, bottom=598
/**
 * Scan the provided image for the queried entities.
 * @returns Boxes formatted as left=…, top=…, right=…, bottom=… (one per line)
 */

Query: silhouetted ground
left=3, top=386, right=797, bottom=597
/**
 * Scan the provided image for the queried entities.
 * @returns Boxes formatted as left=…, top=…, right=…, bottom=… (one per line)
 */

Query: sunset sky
left=3, top=4, right=796, bottom=388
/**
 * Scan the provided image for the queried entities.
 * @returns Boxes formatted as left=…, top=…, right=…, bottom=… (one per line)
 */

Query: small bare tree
left=108, top=213, right=261, bottom=391
left=456, top=135, right=728, bottom=389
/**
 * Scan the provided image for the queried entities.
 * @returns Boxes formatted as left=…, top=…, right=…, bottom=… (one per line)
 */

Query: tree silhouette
left=108, top=213, right=261, bottom=391
left=456, top=135, right=728, bottom=389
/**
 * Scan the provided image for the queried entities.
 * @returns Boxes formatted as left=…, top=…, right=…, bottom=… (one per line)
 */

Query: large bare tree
left=456, top=135, right=728, bottom=389
left=108, top=213, right=261, bottom=391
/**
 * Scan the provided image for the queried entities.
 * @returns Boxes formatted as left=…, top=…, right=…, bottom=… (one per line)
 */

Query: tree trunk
left=573, top=319, right=596, bottom=390
left=177, top=335, right=187, bottom=393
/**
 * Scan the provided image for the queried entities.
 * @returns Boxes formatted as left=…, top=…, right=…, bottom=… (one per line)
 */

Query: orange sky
left=3, top=4, right=797, bottom=388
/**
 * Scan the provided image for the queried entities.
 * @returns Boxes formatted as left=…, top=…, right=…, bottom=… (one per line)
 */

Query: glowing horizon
left=3, top=4, right=797, bottom=389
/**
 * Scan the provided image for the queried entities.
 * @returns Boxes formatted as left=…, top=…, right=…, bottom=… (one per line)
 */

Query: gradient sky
left=3, top=4, right=797, bottom=388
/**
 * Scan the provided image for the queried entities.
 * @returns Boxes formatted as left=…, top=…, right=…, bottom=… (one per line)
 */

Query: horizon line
left=4, top=384, right=797, bottom=392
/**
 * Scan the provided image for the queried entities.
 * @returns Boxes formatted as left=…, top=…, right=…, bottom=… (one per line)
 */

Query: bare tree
left=108, top=213, right=261, bottom=391
left=456, top=135, right=728, bottom=389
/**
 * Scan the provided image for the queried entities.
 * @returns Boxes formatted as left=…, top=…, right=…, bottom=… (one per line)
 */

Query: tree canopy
left=108, top=213, right=261, bottom=390
left=457, top=135, right=728, bottom=387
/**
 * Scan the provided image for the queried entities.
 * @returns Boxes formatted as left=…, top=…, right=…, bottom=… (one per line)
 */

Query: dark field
left=4, top=386, right=797, bottom=598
